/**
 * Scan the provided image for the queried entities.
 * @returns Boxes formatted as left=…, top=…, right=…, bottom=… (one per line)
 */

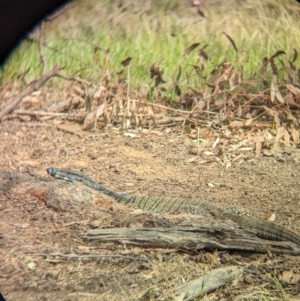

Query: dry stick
left=136, top=99, right=221, bottom=117
left=125, top=179, right=151, bottom=194
left=0, top=65, right=62, bottom=121
left=245, top=102, right=284, bottom=123
left=0, top=121, right=52, bottom=127
left=57, top=73, right=91, bottom=85
left=13, top=109, right=84, bottom=119
left=38, top=22, right=47, bottom=74
left=231, top=88, right=270, bottom=116
left=127, top=65, right=130, bottom=102
left=12, top=109, right=84, bottom=123
left=12, top=109, right=187, bottom=125
left=32, top=2, right=71, bottom=73
left=29, top=253, right=148, bottom=262
left=45, top=2, right=73, bottom=22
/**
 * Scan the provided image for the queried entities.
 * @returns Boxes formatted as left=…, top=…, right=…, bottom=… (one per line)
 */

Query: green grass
left=1, top=0, right=300, bottom=95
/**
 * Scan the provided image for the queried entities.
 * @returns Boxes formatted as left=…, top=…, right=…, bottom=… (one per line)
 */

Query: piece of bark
left=174, top=266, right=243, bottom=300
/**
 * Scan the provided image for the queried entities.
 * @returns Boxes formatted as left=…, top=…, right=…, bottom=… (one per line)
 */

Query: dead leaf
left=229, top=73, right=237, bottom=91
left=289, top=126, right=299, bottom=143
left=245, top=118, right=253, bottom=126
left=262, top=149, right=272, bottom=157
left=147, top=106, right=154, bottom=118
left=96, top=103, right=105, bottom=118
left=197, top=8, right=205, bottom=18
left=223, top=32, right=238, bottom=53
left=146, top=130, right=164, bottom=136
left=237, top=106, right=242, bottom=118
left=213, top=137, right=220, bottom=149
left=124, top=133, right=137, bottom=138
left=267, top=213, right=276, bottom=222
left=56, top=124, right=83, bottom=137
left=188, top=132, right=198, bottom=139
left=291, top=48, right=298, bottom=63
left=275, top=126, right=285, bottom=143
left=271, top=75, right=285, bottom=103
left=229, top=121, right=243, bottom=128
left=270, top=78, right=276, bottom=103
left=279, top=270, right=300, bottom=284
left=269, top=50, right=286, bottom=61
left=121, top=56, right=132, bottom=66
left=286, top=84, right=300, bottom=96
left=284, top=129, right=290, bottom=146
left=183, top=43, right=201, bottom=56
left=261, top=57, right=268, bottom=84
left=204, top=151, right=214, bottom=156
left=274, top=113, right=281, bottom=129
left=83, top=111, right=97, bottom=130
left=187, top=157, right=197, bottom=163
left=270, top=59, right=278, bottom=76
left=231, top=153, right=244, bottom=163
left=104, top=148, right=118, bottom=154
left=255, top=141, right=262, bottom=156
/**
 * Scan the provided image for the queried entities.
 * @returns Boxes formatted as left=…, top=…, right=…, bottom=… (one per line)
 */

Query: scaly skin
left=47, top=167, right=300, bottom=246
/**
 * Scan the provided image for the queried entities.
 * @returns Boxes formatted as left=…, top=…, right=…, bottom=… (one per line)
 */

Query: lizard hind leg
left=225, top=205, right=252, bottom=217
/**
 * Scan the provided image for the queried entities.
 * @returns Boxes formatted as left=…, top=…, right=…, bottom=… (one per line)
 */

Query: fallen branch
left=0, top=65, right=62, bottom=120
left=13, top=109, right=84, bottom=121
left=82, top=217, right=300, bottom=256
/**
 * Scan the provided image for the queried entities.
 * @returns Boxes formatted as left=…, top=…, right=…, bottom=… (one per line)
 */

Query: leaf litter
left=2, top=45, right=298, bottom=164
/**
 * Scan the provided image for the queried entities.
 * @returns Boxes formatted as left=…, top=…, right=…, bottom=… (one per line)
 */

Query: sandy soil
left=1, top=121, right=300, bottom=300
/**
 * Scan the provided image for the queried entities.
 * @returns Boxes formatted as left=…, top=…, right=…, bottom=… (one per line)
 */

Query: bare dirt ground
left=1, top=120, right=300, bottom=301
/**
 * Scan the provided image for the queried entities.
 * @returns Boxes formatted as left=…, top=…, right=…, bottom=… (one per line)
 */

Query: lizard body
left=47, top=167, right=300, bottom=246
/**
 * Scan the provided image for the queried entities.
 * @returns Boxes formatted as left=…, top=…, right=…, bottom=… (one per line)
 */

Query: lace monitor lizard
left=47, top=167, right=300, bottom=247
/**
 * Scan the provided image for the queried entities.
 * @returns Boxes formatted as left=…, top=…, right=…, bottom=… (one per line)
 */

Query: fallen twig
left=29, top=252, right=148, bottom=262
left=13, top=109, right=84, bottom=120
left=11, top=109, right=191, bottom=126
left=135, top=99, right=221, bottom=116
left=125, top=179, right=151, bottom=194
left=1, top=121, right=52, bottom=127
left=57, top=73, right=91, bottom=85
